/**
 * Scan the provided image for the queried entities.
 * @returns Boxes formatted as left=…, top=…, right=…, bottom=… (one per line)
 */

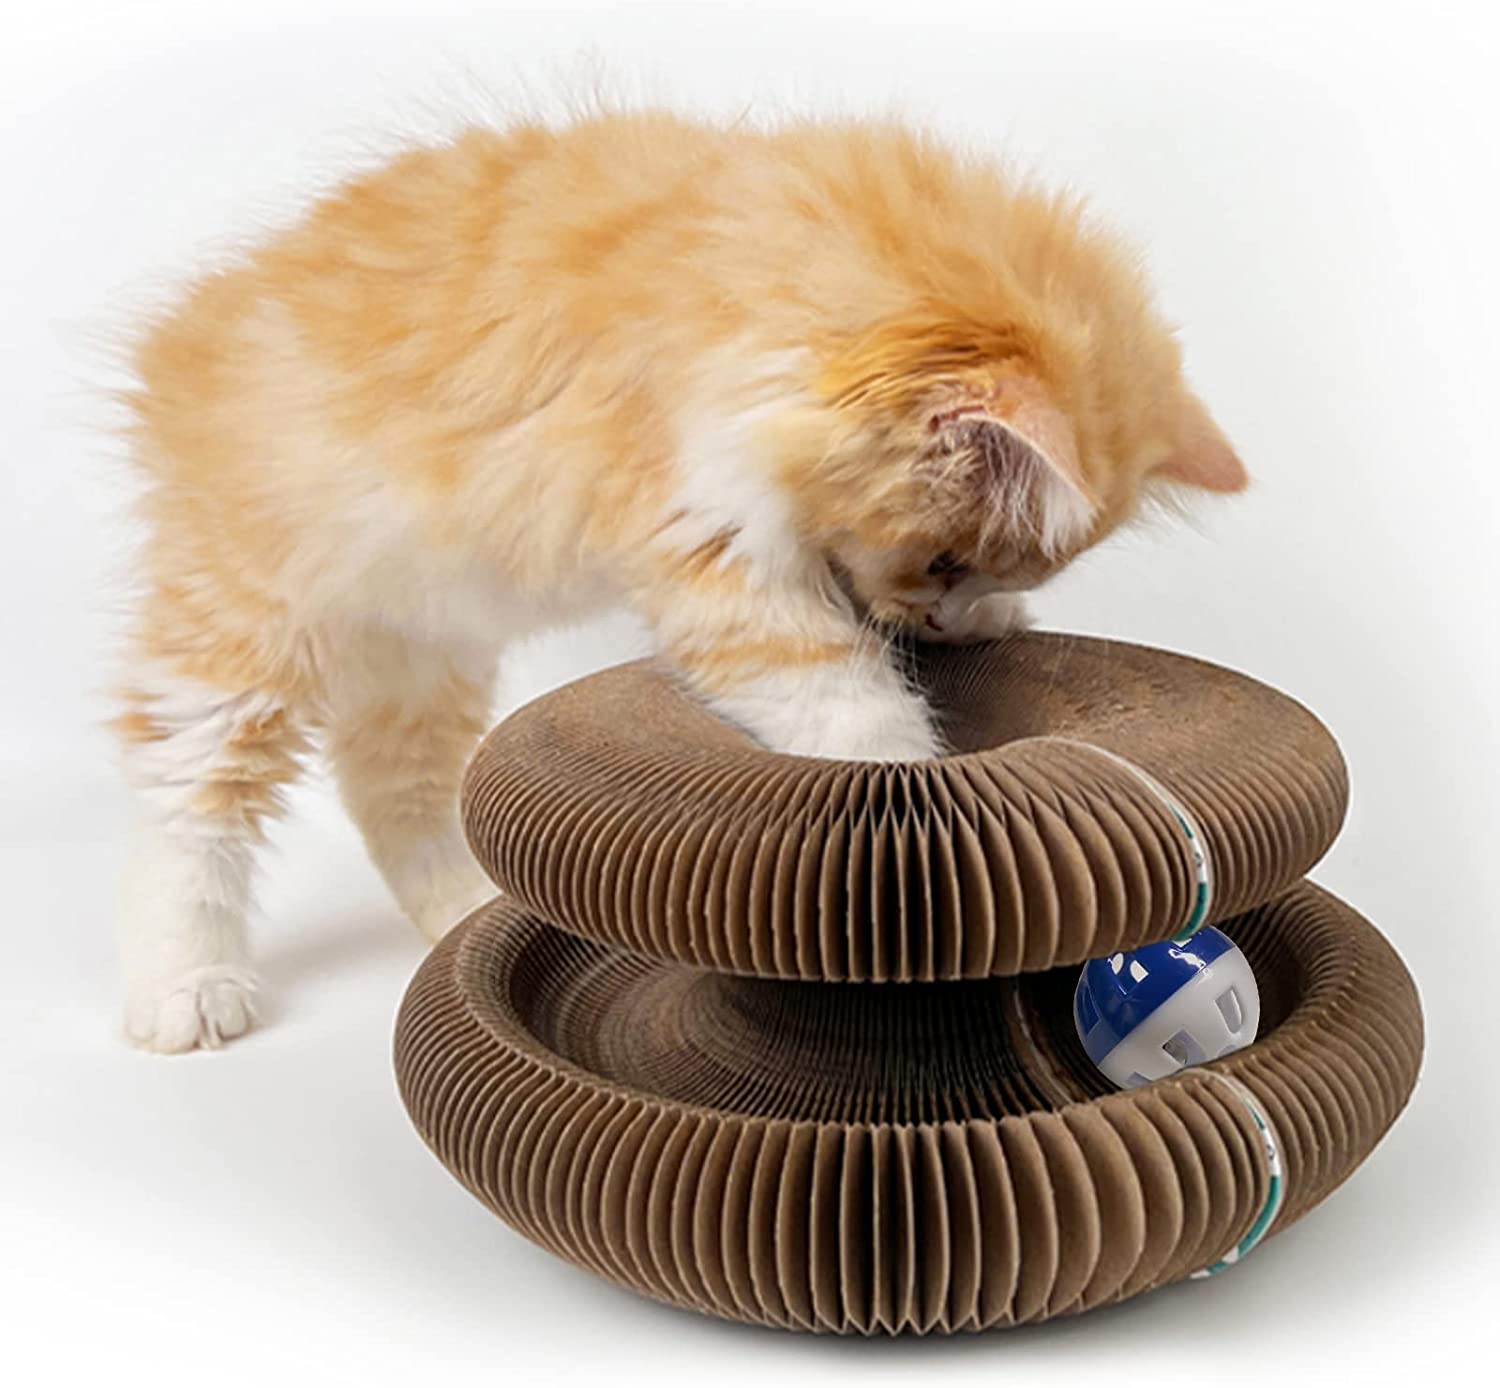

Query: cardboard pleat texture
left=396, top=631, right=1422, bottom=1334
left=395, top=885, right=1421, bottom=1333
left=463, top=634, right=1349, bottom=980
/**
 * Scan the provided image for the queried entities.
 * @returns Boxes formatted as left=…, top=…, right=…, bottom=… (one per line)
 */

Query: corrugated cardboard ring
left=394, top=881, right=1422, bottom=1334
left=463, top=633, right=1349, bottom=980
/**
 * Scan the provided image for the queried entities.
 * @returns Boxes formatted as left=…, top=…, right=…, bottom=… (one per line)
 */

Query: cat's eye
left=927, top=552, right=968, bottom=579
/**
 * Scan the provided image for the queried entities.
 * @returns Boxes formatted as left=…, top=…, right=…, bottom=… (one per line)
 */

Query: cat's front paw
left=124, top=965, right=258, bottom=1054
left=921, top=592, right=1030, bottom=645
left=770, top=694, right=943, bottom=762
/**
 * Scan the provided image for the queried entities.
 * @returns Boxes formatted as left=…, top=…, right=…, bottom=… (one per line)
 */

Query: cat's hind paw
left=124, top=965, right=259, bottom=1054
left=384, top=846, right=496, bottom=944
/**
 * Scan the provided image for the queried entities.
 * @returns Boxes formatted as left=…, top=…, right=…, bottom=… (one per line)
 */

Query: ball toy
left=1074, top=926, right=1261, bottom=1089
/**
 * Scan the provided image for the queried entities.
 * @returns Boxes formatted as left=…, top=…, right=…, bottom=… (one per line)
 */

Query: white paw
left=404, top=862, right=496, bottom=943
left=124, top=966, right=258, bottom=1054
left=773, top=695, right=943, bottom=762
left=921, top=591, right=1030, bottom=645
left=375, top=828, right=496, bottom=944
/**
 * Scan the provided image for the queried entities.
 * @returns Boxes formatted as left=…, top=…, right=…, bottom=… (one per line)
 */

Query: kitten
left=113, top=113, right=1246, bottom=1052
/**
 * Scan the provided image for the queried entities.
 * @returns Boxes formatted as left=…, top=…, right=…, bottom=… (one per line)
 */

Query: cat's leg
left=322, top=632, right=496, bottom=942
left=115, top=664, right=309, bottom=1053
left=648, top=566, right=942, bottom=761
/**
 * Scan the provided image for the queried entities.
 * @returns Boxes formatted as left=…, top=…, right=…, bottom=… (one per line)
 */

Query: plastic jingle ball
left=1073, top=926, right=1261, bottom=1090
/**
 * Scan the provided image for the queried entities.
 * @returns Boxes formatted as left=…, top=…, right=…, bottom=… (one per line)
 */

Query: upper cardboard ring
left=462, top=632, right=1348, bottom=981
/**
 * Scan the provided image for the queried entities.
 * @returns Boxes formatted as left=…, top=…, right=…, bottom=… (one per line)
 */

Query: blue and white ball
left=1074, top=927, right=1260, bottom=1089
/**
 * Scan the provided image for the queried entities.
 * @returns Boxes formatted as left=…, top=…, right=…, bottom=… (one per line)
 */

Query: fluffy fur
left=112, top=112, right=1245, bottom=1051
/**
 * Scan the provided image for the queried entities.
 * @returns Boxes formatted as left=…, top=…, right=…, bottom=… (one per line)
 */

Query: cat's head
left=785, top=290, right=1246, bottom=635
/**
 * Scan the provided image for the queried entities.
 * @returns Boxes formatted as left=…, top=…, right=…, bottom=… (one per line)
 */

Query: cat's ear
left=931, top=377, right=1095, bottom=554
left=1156, top=393, right=1248, bottom=493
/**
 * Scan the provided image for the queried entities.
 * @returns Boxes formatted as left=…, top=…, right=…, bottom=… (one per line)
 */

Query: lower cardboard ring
left=394, top=881, right=1422, bottom=1334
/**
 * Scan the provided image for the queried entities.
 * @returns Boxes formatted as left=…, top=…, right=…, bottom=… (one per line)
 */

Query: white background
left=4, top=1, right=1497, bottom=1383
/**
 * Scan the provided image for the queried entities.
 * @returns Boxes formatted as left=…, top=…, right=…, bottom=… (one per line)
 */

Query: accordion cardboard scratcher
left=393, top=632, right=1423, bottom=1335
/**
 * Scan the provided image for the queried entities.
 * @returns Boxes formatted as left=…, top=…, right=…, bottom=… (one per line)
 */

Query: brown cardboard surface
left=395, top=633, right=1420, bottom=1333
left=395, top=883, right=1421, bottom=1333
left=463, top=633, right=1349, bottom=980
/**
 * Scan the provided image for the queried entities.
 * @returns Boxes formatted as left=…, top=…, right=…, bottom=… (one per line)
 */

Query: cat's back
left=127, top=113, right=1082, bottom=487
left=128, top=114, right=743, bottom=456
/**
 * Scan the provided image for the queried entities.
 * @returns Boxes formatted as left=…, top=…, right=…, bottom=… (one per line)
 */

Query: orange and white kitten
left=114, top=113, right=1245, bottom=1052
